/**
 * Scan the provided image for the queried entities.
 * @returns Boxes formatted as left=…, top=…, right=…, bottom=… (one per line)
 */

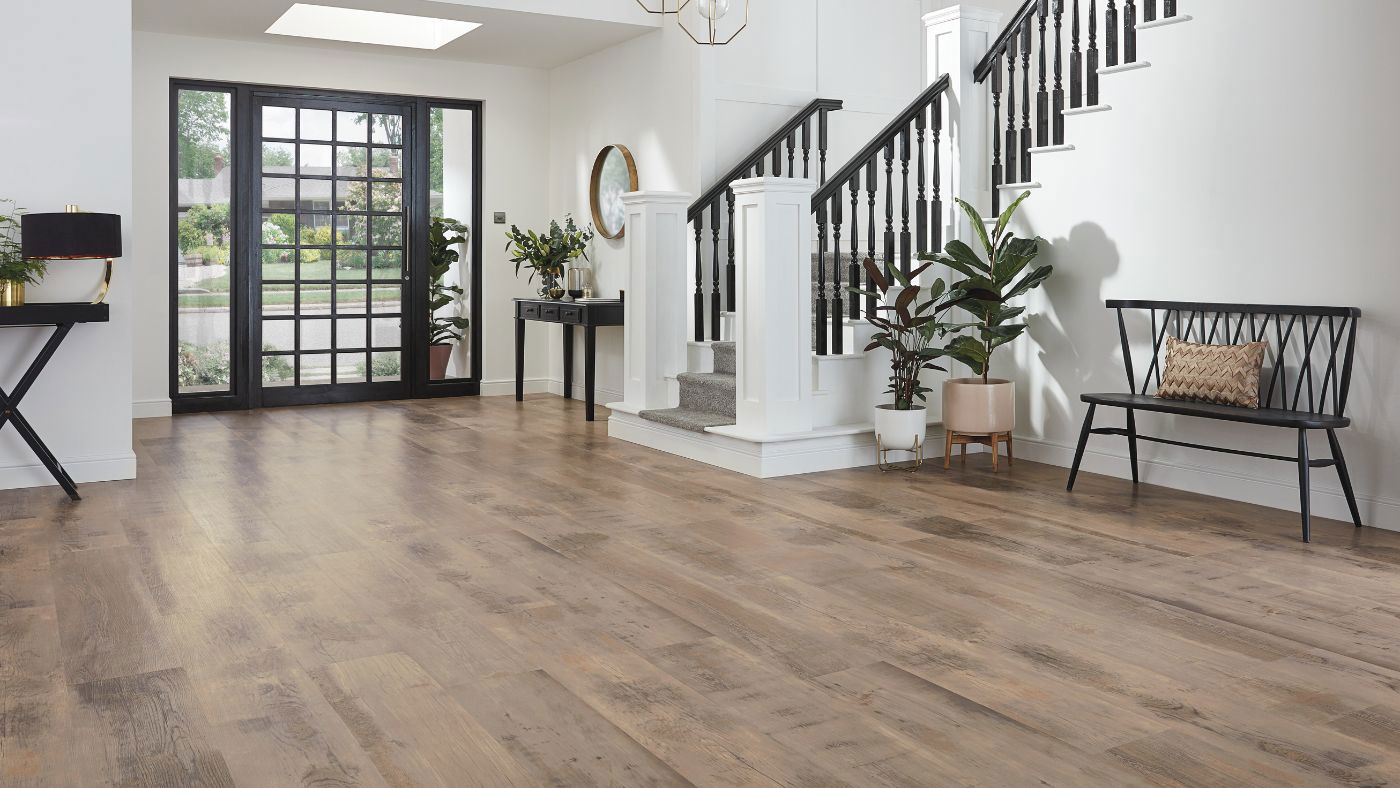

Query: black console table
left=515, top=298, right=623, bottom=422
left=0, top=302, right=110, bottom=500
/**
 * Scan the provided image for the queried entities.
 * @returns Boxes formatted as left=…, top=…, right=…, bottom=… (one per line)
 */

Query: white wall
left=132, top=31, right=554, bottom=413
left=992, top=2, right=1400, bottom=530
left=547, top=22, right=701, bottom=403
left=0, top=0, right=135, bottom=489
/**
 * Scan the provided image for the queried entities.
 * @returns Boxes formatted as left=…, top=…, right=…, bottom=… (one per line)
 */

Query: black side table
left=0, top=302, right=110, bottom=500
left=514, top=299, right=623, bottom=421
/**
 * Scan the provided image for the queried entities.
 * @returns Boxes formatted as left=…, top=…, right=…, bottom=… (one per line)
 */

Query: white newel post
left=614, top=191, right=691, bottom=414
left=731, top=177, right=816, bottom=438
left=925, top=5, right=1003, bottom=243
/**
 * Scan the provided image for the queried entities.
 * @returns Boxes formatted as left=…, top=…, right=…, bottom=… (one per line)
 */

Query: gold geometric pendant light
left=635, top=0, right=690, bottom=14
left=678, top=0, right=749, bottom=45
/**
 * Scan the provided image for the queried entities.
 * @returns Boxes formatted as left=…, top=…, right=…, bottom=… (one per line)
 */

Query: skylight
left=265, top=4, right=481, bottom=50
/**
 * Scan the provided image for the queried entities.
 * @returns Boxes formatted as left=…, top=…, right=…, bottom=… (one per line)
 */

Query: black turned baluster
left=693, top=220, right=704, bottom=342
left=899, top=126, right=912, bottom=276
left=1164, top=0, right=1175, bottom=18
left=992, top=53, right=1003, bottom=214
left=1144, top=0, right=1156, bottom=21
left=816, top=204, right=829, bottom=356
left=865, top=158, right=877, bottom=318
left=884, top=141, right=896, bottom=275
left=725, top=188, right=736, bottom=312
left=771, top=146, right=782, bottom=178
left=1053, top=0, right=1065, bottom=144
left=831, top=197, right=843, bottom=355
left=1005, top=35, right=1019, bottom=183
left=1087, top=0, right=1100, bottom=105
left=801, top=120, right=811, bottom=179
left=931, top=98, right=943, bottom=254
left=1124, top=0, right=1137, bottom=63
left=1021, top=19, right=1033, bottom=181
left=710, top=201, right=721, bottom=341
left=1106, top=0, right=1118, bottom=68
left=848, top=173, right=861, bottom=320
left=818, top=108, right=830, bottom=184
left=1037, top=0, right=1049, bottom=146
left=1070, top=0, right=1083, bottom=108
left=915, top=109, right=927, bottom=255
left=755, top=156, right=764, bottom=177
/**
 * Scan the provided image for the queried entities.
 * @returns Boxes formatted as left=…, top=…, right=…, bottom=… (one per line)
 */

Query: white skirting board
left=480, top=377, right=553, bottom=397
left=0, top=451, right=137, bottom=490
left=133, top=398, right=172, bottom=419
left=1011, top=433, right=1400, bottom=533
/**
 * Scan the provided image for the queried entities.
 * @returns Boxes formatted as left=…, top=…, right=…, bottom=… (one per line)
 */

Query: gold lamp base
left=92, top=258, right=113, bottom=304
left=0, top=281, right=25, bottom=307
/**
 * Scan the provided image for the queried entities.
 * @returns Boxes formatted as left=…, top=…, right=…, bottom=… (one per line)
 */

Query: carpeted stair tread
left=712, top=341, right=736, bottom=375
left=677, top=372, right=737, bottom=417
left=638, top=407, right=735, bottom=432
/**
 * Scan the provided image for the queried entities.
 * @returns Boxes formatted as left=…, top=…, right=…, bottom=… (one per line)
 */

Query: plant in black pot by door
left=428, top=217, right=471, bottom=381
left=849, top=257, right=955, bottom=471
left=926, top=191, right=1053, bottom=440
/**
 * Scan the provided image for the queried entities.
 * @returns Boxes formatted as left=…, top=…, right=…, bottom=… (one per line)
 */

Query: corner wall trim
left=0, top=451, right=137, bottom=491
left=133, top=398, right=173, bottom=419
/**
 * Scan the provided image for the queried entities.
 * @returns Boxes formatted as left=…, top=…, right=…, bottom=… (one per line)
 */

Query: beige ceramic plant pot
left=942, top=378, right=1016, bottom=435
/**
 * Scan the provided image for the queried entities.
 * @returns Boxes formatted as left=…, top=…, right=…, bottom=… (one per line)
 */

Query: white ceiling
left=134, top=0, right=661, bottom=69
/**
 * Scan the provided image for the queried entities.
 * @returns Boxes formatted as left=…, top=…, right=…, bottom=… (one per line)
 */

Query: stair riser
left=712, top=342, right=735, bottom=375
left=678, top=377, right=736, bottom=418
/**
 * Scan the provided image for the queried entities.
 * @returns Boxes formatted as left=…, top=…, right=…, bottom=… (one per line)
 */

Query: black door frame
left=169, top=78, right=483, bottom=413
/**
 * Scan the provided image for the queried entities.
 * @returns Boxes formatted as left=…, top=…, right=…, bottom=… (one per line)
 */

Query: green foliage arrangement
left=925, top=192, right=1053, bottom=383
left=849, top=259, right=954, bottom=411
left=429, top=217, right=471, bottom=346
left=177, top=203, right=230, bottom=253
left=0, top=199, right=47, bottom=286
left=505, top=217, right=593, bottom=296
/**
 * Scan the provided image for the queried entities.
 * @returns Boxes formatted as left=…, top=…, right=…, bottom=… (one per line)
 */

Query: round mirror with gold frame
left=590, top=144, right=638, bottom=240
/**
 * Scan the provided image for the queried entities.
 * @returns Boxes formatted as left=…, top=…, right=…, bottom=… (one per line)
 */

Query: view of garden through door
left=170, top=81, right=482, bottom=412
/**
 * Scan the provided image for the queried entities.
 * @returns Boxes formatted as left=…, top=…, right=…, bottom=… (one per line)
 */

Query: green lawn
left=178, top=288, right=401, bottom=310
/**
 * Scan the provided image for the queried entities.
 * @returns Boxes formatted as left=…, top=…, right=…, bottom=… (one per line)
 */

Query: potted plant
left=925, top=191, right=1052, bottom=437
left=429, top=217, right=471, bottom=380
left=0, top=199, right=44, bottom=306
left=849, top=257, right=953, bottom=466
left=505, top=216, right=594, bottom=299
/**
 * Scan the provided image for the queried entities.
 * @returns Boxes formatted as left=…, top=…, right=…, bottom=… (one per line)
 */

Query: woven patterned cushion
left=1156, top=337, right=1267, bottom=409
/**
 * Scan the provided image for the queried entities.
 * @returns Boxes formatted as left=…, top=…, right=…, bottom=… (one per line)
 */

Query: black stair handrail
left=687, top=98, right=843, bottom=223
left=811, top=76, right=948, bottom=214
left=688, top=98, right=843, bottom=343
left=974, top=0, right=1180, bottom=213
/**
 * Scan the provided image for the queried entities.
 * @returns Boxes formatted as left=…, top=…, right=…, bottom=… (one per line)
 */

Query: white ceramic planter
left=874, top=405, right=927, bottom=451
left=942, top=378, right=1016, bottom=434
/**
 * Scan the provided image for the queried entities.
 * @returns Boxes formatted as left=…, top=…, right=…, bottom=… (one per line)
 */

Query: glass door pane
left=174, top=88, right=235, bottom=395
left=255, top=98, right=408, bottom=405
left=426, top=105, right=476, bottom=384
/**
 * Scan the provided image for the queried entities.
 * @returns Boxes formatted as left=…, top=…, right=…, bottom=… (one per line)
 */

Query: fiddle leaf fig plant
left=429, top=217, right=471, bottom=346
left=847, top=258, right=956, bottom=411
left=924, top=191, right=1053, bottom=383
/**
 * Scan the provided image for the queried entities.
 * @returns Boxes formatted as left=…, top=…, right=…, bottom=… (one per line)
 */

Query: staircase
left=639, top=341, right=735, bottom=432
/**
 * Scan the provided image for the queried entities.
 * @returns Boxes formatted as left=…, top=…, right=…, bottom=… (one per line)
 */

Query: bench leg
left=1297, top=429, right=1312, bottom=543
left=1326, top=429, right=1364, bottom=528
left=1067, top=404, right=1096, bottom=491
left=1125, top=408, right=1140, bottom=484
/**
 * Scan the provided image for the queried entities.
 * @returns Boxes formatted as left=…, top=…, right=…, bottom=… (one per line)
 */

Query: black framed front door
left=170, top=79, right=483, bottom=413
left=252, top=93, right=411, bottom=407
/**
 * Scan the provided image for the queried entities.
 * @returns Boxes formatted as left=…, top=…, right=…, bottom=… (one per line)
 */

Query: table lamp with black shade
left=21, top=206, right=123, bottom=304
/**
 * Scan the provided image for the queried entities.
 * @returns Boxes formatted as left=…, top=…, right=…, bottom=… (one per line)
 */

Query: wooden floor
left=4, top=395, right=1400, bottom=786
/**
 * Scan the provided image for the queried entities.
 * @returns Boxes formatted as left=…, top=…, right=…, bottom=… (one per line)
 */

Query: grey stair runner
left=639, top=341, right=736, bottom=433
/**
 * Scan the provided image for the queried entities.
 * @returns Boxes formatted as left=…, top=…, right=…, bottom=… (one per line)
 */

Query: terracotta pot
left=942, top=378, right=1016, bottom=435
left=429, top=343, right=452, bottom=380
left=0, top=281, right=25, bottom=307
left=874, top=404, right=927, bottom=451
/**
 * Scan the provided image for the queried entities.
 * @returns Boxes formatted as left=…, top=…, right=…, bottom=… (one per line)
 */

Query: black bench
left=1067, top=300, right=1363, bottom=542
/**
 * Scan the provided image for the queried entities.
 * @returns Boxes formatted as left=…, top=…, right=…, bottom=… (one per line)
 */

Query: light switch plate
left=493, top=212, right=506, bottom=224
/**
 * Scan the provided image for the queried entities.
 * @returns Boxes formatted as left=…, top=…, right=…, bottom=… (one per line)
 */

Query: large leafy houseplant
left=849, top=258, right=953, bottom=411
left=927, top=191, right=1052, bottom=382
left=429, top=217, right=471, bottom=346
left=0, top=199, right=45, bottom=287
left=504, top=217, right=593, bottom=297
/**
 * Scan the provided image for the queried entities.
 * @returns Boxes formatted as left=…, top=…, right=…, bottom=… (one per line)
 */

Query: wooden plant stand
left=944, top=431, right=1014, bottom=472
